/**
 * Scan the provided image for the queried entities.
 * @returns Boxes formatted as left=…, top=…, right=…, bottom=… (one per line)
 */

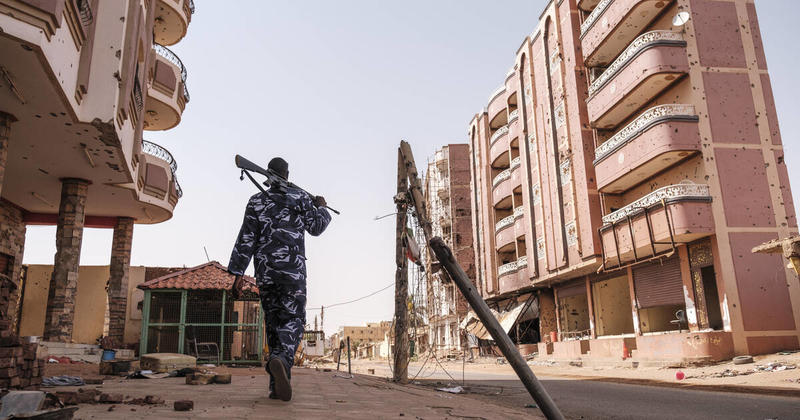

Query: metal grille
left=142, top=290, right=263, bottom=364
left=146, top=326, right=179, bottom=354
left=223, top=326, right=261, bottom=362
left=186, top=290, right=223, bottom=324
left=148, top=292, right=181, bottom=324
left=78, top=0, right=93, bottom=26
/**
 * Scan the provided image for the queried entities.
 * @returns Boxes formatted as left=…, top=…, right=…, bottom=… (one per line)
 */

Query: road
left=415, top=376, right=799, bottom=420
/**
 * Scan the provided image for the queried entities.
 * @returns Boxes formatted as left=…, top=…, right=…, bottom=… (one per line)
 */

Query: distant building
left=336, top=321, right=392, bottom=347
left=422, top=145, right=476, bottom=356
left=0, top=0, right=195, bottom=349
left=468, top=0, right=799, bottom=361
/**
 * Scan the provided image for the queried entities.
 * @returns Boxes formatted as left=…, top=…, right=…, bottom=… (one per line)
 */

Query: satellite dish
left=672, top=11, right=690, bottom=27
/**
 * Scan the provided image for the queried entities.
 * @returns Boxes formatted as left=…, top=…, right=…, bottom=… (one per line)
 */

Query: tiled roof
left=138, top=261, right=258, bottom=293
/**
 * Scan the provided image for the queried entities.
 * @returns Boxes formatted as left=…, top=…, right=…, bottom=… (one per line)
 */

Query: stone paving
left=54, top=367, right=541, bottom=419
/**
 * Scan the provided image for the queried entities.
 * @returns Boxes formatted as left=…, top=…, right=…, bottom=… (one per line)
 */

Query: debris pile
left=753, top=362, right=797, bottom=372
left=0, top=339, right=45, bottom=389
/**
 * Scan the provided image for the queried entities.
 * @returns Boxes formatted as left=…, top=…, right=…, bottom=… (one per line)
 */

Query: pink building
left=469, top=0, right=799, bottom=362
left=0, top=0, right=193, bottom=347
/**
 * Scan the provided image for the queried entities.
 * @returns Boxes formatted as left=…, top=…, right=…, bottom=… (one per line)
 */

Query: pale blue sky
left=22, top=1, right=800, bottom=336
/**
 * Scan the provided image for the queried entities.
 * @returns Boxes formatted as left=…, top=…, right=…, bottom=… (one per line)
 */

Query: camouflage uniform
left=228, top=185, right=331, bottom=391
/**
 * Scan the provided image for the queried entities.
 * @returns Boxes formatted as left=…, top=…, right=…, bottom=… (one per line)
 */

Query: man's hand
left=231, top=275, right=244, bottom=300
left=313, top=195, right=327, bottom=208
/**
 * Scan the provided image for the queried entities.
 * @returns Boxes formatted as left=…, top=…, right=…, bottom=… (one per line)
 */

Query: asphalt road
left=416, top=376, right=800, bottom=420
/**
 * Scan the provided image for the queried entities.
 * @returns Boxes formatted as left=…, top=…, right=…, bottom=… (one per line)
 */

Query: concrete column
left=538, top=289, right=557, bottom=342
left=107, top=217, right=134, bottom=346
left=0, top=112, right=17, bottom=196
left=43, top=178, right=90, bottom=342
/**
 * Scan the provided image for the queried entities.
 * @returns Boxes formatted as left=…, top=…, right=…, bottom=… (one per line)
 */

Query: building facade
left=469, top=0, right=800, bottom=362
left=0, top=0, right=193, bottom=346
left=335, top=321, right=392, bottom=348
left=422, top=145, right=476, bottom=355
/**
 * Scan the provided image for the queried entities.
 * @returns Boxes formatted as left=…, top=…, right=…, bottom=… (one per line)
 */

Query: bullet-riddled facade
left=469, top=0, right=800, bottom=362
left=0, top=0, right=194, bottom=348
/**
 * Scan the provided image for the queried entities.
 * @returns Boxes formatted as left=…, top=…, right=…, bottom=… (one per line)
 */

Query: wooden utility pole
left=393, top=148, right=410, bottom=383
left=399, top=141, right=433, bottom=244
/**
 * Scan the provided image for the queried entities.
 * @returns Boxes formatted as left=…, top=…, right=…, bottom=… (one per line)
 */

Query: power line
left=307, top=281, right=394, bottom=311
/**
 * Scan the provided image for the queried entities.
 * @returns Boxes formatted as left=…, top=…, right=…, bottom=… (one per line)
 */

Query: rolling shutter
left=556, top=281, right=586, bottom=299
left=633, top=256, right=684, bottom=309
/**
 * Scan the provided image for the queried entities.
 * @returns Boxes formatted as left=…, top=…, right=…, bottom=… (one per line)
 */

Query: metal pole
left=429, top=237, right=565, bottom=420
left=336, top=340, right=344, bottom=371
left=393, top=148, right=410, bottom=383
left=346, top=336, right=352, bottom=376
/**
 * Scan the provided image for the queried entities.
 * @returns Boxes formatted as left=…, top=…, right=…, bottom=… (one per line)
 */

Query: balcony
left=508, top=109, right=519, bottom=123
left=154, top=0, right=195, bottom=46
left=489, top=126, right=510, bottom=162
left=587, top=31, right=688, bottom=129
left=145, top=44, right=190, bottom=131
left=140, top=140, right=182, bottom=213
left=492, top=169, right=513, bottom=206
left=514, top=206, right=526, bottom=237
left=581, top=0, right=674, bottom=67
left=599, top=183, right=713, bottom=267
left=498, top=256, right=530, bottom=294
left=594, top=104, right=701, bottom=193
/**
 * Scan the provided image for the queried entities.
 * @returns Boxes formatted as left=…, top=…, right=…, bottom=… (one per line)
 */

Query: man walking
left=228, top=157, right=332, bottom=401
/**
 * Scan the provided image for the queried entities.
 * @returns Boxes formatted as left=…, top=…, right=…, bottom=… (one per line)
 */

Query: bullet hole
left=38, top=168, right=49, bottom=175
left=34, top=114, right=41, bottom=118
left=65, top=122, right=72, bottom=126
left=49, top=112, right=57, bottom=117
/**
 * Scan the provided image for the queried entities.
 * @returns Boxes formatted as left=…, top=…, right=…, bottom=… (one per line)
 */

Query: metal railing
left=133, top=77, right=143, bottom=112
left=188, top=0, right=195, bottom=14
left=142, top=140, right=182, bottom=199
left=154, top=44, right=187, bottom=82
left=78, top=0, right=93, bottom=26
left=142, top=140, right=178, bottom=173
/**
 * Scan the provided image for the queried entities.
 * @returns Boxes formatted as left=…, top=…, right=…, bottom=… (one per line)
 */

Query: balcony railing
left=594, top=104, right=696, bottom=163
left=580, top=0, right=612, bottom=36
left=510, top=156, right=521, bottom=170
left=495, top=215, right=515, bottom=232
left=508, top=109, right=519, bottom=122
left=517, top=255, right=528, bottom=268
left=588, top=31, right=684, bottom=96
left=490, top=125, right=509, bottom=145
left=498, top=261, right=519, bottom=276
left=174, top=178, right=184, bottom=198
left=154, top=44, right=186, bottom=82
left=142, top=140, right=178, bottom=173
left=513, top=206, right=524, bottom=218
left=602, top=183, right=710, bottom=224
left=189, top=0, right=196, bottom=14
left=78, top=0, right=93, bottom=26
left=492, top=168, right=511, bottom=187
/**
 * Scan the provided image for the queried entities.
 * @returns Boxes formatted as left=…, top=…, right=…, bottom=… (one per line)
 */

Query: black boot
left=268, top=358, right=292, bottom=401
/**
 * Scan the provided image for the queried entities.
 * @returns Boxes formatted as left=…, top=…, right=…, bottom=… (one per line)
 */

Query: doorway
left=701, top=266, right=723, bottom=330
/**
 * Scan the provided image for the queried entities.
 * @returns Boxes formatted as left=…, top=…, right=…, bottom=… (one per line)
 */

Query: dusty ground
left=34, top=366, right=541, bottom=419
left=312, top=351, right=800, bottom=395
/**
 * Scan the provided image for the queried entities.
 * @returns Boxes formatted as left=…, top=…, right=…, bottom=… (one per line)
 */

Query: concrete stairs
left=39, top=342, right=102, bottom=363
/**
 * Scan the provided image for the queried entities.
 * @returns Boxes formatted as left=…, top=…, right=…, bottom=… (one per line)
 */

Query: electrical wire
left=306, top=281, right=394, bottom=311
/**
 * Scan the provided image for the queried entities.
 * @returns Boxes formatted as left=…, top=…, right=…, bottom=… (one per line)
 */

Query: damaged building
left=0, top=0, right=194, bottom=372
left=468, top=0, right=800, bottom=363
left=421, top=145, right=477, bottom=356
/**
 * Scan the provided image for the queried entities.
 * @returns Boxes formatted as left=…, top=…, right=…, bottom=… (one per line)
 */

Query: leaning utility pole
left=399, top=141, right=433, bottom=244
left=393, top=148, right=410, bottom=383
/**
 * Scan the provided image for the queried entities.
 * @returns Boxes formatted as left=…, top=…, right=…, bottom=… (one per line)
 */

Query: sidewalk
left=50, top=367, right=541, bottom=419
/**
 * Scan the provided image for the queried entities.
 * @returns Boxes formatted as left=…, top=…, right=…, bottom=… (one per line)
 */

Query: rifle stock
left=234, top=155, right=340, bottom=215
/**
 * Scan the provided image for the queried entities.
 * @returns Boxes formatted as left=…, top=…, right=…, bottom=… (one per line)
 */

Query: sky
left=21, top=1, right=800, bottom=337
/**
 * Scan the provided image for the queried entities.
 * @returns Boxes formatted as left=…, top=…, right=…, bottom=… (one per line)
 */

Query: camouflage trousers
left=259, top=281, right=306, bottom=391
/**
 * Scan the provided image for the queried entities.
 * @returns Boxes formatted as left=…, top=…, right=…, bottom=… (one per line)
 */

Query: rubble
left=0, top=340, right=45, bottom=389
left=174, top=400, right=194, bottom=411
left=754, top=362, right=797, bottom=372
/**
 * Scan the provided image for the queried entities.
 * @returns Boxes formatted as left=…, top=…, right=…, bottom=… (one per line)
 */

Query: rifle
left=235, top=155, right=340, bottom=215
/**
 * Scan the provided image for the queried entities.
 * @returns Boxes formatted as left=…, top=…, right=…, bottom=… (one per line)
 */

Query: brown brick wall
left=43, top=178, right=89, bottom=342
left=108, top=217, right=134, bottom=346
left=0, top=200, right=26, bottom=337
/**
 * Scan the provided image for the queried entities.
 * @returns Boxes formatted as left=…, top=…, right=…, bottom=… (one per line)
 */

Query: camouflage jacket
left=228, top=186, right=331, bottom=285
